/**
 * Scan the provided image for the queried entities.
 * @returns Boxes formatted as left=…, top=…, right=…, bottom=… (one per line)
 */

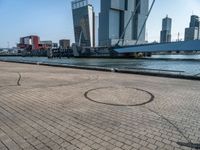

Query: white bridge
left=114, top=40, right=200, bottom=53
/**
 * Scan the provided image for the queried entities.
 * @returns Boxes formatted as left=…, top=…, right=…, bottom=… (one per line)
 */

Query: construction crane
left=115, top=0, right=156, bottom=47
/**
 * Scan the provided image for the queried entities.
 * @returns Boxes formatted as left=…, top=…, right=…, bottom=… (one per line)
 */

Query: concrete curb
left=1, top=60, right=200, bottom=81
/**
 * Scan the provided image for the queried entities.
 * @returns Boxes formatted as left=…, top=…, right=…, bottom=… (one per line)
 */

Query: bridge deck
left=114, top=40, right=200, bottom=53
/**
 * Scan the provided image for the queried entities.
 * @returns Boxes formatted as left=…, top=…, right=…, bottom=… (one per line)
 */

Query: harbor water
left=0, top=55, right=200, bottom=76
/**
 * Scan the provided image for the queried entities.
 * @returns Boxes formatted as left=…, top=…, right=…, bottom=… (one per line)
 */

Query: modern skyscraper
left=72, top=0, right=95, bottom=47
left=185, top=15, right=200, bottom=41
left=95, top=16, right=99, bottom=47
left=99, top=0, right=149, bottom=46
left=160, top=15, right=172, bottom=43
left=190, top=15, right=200, bottom=28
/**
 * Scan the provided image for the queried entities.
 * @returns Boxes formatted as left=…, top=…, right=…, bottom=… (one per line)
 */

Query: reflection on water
left=0, top=55, right=200, bottom=76
left=151, top=54, right=200, bottom=59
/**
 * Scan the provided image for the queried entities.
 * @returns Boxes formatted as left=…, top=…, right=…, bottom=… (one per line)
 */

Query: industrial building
left=52, top=43, right=58, bottom=49
left=185, top=15, right=200, bottom=41
left=39, top=41, right=53, bottom=50
left=71, top=0, right=95, bottom=47
left=160, top=15, right=172, bottom=43
left=17, top=36, right=58, bottom=51
left=17, top=35, right=40, bottom=50
left=59, top=39, right=70, bottom=49
left=99, top=0, right=149, bottom=46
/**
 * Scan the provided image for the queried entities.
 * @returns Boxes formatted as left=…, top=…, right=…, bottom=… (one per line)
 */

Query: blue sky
left=0, top=0, right=200, bottom=48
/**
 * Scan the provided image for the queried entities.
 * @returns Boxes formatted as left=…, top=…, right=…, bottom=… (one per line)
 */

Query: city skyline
left=0, top=0, right=200, bottom=48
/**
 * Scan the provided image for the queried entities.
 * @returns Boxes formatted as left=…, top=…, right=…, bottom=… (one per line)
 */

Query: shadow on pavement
left=177, top=142, right=200, bottom=149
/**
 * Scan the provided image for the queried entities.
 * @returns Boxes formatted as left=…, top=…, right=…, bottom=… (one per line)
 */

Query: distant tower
left=185, top=15, right=200, bottom=41
left=190, top=15, right=200, bottom=28
left=160, top=15, right=172, bottom=43
left=71, top=0, right=95, bottom=47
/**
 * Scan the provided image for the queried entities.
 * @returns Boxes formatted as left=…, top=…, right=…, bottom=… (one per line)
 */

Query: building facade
left=190, top=15, right=200, bottom=28
left=39, top=41, right=53, bottom=50
left=72, top=0, right=95, bottom=47
left=59, top=39, right=70, bottom=49
left=185, top=15, right=200, bottom=41
left=95, top=16, right=99, bottom=47
left=18, top=35, right=40, bottom=50
left=99, top=0, right=149, bottom=46
left=185, top=27, right=199, bottom=41
left=52, top=43, right=58, bottom=49
left=160, top=15, right=172, bottom=43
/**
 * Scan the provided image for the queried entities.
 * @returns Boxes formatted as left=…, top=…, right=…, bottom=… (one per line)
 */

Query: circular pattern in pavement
left=84, top=87, right=154, bottom=106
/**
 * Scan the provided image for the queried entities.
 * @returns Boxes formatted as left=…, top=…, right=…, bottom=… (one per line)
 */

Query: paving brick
left=0, top=62, right=199, bottom=150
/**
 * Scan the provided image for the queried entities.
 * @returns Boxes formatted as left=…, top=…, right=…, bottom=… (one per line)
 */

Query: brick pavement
left=0, top=62, right=200, bottom=150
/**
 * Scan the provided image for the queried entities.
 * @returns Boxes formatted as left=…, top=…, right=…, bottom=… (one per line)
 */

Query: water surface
left=0, top=55, right=200, bottom=76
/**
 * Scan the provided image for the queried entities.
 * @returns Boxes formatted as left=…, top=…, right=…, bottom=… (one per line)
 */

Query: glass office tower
left=185, top=15, right=200, bottom=41
left=160, top=15, right=172, bottom=43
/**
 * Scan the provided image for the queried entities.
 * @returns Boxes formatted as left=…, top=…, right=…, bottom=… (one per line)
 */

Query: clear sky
left=0, top=0, right=200, bottom=48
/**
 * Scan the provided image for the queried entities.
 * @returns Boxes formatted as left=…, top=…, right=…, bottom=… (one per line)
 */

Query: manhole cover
left=84, top=87, right=154, bottom=106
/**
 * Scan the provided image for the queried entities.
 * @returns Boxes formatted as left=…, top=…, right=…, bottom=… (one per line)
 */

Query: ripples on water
left=0, top=55, right=200, bottom=76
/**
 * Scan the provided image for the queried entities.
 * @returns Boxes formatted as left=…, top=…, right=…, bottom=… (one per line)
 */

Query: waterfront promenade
left=0, top=62, right=200, bottom=150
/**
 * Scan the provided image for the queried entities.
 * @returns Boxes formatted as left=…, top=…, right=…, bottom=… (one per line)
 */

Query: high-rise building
left=160, top=15, right=172, bottom=43
left=185, top=15, right=200, bottom=41
left=190, top=15, right=200, bottom=28
left=99, top=0, right=149, bottom=46
left=72, top=0, right=95, bottom=47
left=185, top=27, right=199, bottom=41
left=95, top=16, right=99, bottom=47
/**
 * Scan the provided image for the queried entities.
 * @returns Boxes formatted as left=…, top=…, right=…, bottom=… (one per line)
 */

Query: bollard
left=111, top=68, right=115, bottom=72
